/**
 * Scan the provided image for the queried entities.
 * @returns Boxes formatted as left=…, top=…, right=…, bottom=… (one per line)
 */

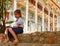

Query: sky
left=56, top=0, right=58, bottom=2
left=56, top=0, right=60, bottom=6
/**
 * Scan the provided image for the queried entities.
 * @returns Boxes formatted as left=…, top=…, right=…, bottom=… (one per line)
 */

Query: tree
left=0, top=0, right=12, bottom=33
left=0, top=0, right=6, bottom=33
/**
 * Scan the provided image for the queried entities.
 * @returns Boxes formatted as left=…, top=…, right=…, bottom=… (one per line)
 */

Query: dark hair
left=14, top=9, right=22, bottom=17
left=6, top=12, right=9, bottom=14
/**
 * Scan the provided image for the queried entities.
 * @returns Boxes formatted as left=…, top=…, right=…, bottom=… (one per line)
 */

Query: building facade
left=6, top=0, right=60, bottom=33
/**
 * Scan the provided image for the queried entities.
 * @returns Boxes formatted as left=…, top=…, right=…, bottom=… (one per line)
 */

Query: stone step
left=1, top=43, right=60, bottom=46
left=17, top=43, right=60, bottom=46
left=1, top=31, right=60, bottom=45
left=16, top=31, right=60, bottom=44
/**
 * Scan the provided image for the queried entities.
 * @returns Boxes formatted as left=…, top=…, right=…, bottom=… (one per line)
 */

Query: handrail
left=51, top=0, right=60, bottom=9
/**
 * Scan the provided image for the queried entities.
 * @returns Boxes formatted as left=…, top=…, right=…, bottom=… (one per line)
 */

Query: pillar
left=42, top=6, right=44, bottom=31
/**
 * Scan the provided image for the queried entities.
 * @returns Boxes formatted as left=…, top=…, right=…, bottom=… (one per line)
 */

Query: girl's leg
left=5, top=28, right=10, bottom=42
left=8, top=28, right=19, bottom=44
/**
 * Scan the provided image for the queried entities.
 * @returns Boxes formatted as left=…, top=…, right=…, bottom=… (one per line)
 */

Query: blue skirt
left=8, top=27, right=23, bottom=38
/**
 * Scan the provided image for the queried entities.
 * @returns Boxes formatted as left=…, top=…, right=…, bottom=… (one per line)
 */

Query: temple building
left=0, top=0, right=60, bottom=33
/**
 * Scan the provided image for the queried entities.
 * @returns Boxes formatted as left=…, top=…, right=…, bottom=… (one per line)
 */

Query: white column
left=53, top=13, right=55, bottom=31
left=48, top=10, right=50, bottom=31
left=13, top=0, right=17, bottom=20
left=42, top=6, right=44, bottom=31
left=14, top=0, right=17, bottom=11
left=35, top=0, right=38, bottom=32
left=26, top=0, right=28, bottom=32
left=57, top=15, right=59, bottom=31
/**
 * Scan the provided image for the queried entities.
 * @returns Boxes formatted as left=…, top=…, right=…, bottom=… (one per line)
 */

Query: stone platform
left=17, top=31, right=60, bottom=44
left=0, top=31, right=60, bottom=46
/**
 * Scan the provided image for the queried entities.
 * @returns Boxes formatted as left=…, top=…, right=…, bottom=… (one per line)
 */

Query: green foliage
left=6, top=0, right=12, bottom=10
left=6, top=21, right=14, bottom=24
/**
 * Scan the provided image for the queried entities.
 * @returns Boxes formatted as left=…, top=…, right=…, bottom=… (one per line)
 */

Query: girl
left=5, top=9, right=23, bottom=44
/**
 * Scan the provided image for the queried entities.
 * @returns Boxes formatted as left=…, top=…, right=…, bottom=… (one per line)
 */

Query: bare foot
left=3, top=39, right=10, bottom=43
left=3, top=36, right=9, bottom=43
left=13, top=40, right=19, bottom=45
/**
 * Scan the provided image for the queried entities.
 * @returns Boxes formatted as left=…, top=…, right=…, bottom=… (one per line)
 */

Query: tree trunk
left=0, top=0, right=6, bottom=33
